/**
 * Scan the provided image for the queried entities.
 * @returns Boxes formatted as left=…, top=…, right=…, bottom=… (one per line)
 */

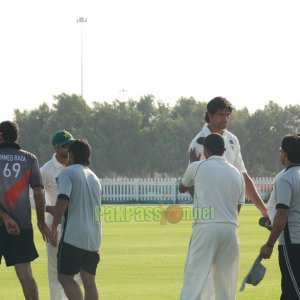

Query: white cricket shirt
left=40, top=153, right=65, bottom=207
left=181, top=156, right=245, bottom=226
left=189, top=124, right=247, bottom=173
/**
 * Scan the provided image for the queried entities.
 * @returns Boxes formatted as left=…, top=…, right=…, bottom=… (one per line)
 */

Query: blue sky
left=1, top=0, right=299, bottom=121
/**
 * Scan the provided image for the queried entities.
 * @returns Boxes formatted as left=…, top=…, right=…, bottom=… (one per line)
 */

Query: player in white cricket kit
left=41, top=130, right=79, bottom=300
left=189, top=96, right=267, bottom=216
left=179, top=133, right=245, bottom=300
left=188, top=97, right=267, bottom=299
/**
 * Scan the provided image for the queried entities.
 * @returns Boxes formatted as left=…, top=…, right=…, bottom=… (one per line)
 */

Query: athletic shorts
left=279, top=244, right=300, bottom=299
left=57, top=242, right=100, bottom=276
left=0, top=226, right=39, bottom=267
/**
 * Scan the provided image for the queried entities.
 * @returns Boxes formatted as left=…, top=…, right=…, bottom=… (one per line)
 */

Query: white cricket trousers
left=179, top=222, right=239, bottom=300
left=45, top=214, right=67, bottom=300
left=45, top=214, right=82, bottom=300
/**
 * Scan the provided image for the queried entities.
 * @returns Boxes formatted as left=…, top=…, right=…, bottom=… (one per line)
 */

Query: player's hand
left=263, top=217, right=272, bottom=229
left=37, top=221, right=50, bottom=242
left=3, top=214, right=20, bottom=235
left=49, top=227, right=58, bottom=247
left=46, top=205, right=55, bottom=216
left=260, top=243, right=273, bottom=259
left=261, top=207, right=269, bottom=218
left=258, top=216, right=272, bottom=231
left=189, top=148, right=201, bottom=162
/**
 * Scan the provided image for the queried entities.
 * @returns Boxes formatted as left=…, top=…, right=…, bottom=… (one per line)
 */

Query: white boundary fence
left=100, top=177, right=274, bottom=204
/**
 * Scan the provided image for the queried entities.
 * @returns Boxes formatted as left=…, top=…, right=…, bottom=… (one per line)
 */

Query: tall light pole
left=77, top=17, right=87, bottom=98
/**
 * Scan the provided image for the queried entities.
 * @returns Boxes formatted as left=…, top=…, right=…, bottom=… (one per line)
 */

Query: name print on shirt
left=0, top=154, right=27, bottom=162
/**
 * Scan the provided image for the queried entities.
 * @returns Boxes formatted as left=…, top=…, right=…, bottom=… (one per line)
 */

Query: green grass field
left=0, top=205, right=280, bottom=299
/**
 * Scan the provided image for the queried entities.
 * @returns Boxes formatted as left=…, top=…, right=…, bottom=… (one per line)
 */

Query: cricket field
left=0, top=205, right=280, bottom=299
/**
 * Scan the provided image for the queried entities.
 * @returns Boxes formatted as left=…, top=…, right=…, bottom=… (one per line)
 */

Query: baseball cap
left=197, top=133, right=226, bottom=154
left=52, top=130, right=74, bottom=146
left=239, top=255, right=266, bottom=291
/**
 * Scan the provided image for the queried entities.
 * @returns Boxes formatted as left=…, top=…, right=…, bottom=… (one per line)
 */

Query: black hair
left=206, top=146, right=225, bottom=156
left=68, top=139, right=91, bottom=166
left=204, top=96, right=234, bottom=123
left=0, top=121, right=19, bottom=142
left=281, top=134, right=300, bottom=163
left=204, top=133, right=226, bottom=156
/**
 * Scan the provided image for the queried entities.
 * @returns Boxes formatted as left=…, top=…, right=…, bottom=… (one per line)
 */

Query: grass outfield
left=0, top=205, right=280, bottom=299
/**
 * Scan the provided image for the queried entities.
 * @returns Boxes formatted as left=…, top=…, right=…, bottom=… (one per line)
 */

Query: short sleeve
left=181, top=162, right=201, bottom=187
left=57, top=169, right=72, bottom=198
left=238, top=176, right=246, bottom=204
left=233, top=138, right=247, bottom=173
left=29, top=158, right=43, bottom=188
left=276, top=177, right=292, bottom=207
left=40, top=164, right=50, bottom=188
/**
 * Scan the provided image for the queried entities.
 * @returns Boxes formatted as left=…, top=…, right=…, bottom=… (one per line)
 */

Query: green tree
left=228, top=107, right=250, bottom=148
left=243, top=102, right=285, bottom=176
left=13, top=94, right=300, bottom=178
left=88, top=100, right=144, bottom=177
left=49, top=93, right=92, bottom=139
left=15, top=103, right=53, bottom=164
left=136, top=95, right=157, bottom=129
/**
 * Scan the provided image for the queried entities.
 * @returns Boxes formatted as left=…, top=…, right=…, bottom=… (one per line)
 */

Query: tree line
left=14, top=93, right=300, bottom=178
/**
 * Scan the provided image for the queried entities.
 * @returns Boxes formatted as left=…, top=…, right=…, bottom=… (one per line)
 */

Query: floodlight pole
left=76, top=17, right=87, bottom=98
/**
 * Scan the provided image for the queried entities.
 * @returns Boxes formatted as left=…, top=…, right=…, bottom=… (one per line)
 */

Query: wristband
left=266, top=242, right=274, bottom=248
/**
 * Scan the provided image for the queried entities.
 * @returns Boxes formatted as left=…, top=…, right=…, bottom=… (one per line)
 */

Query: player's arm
left=237, top=175, right=246, bottom=215
left=233, top=139, right=267, bottom=216
left=189, top=148, right=201, bottom=162
left=179, top=181, right=193, bottom=194
left=238, top=204, right=242, bottom=214
left=184, top=148, right=201, bottom=198
left=40, top=166, right=55, bottom=215
left=33, top=186, right=50, bottom=241
left=260, top=206, right=288, bottom=259
left=0, top=206, right=20, bottom=235
left=187, top=148, right=200, bottom=198
left=52, top=195, right=69, bottom=227
left=0, top=206, right=8, bottom=220
left=179, top=163, right=197, bottom=197
left=242, top=172, right=268, bottom=217
left=50, top=195, right=69, bottom=247
left=45, top=205, right=55, bottom=216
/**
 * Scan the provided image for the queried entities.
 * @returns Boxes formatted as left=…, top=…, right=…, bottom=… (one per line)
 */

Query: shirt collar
left=0, top=142, right=21, bottom=149
left=52, top=153, right=65, bottom=168
left=203, top=123, right=228, bottom=136
left=207, top=155, right=226, bottom=162
left=284, top=164, right=300, bottom=172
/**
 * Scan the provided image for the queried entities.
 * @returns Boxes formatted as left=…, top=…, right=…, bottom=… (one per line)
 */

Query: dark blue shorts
left=0, top=226, right=38, bottom=267
left=57, top=242, right=100, bottom=276
left=279, top=244, right=300, bottom=299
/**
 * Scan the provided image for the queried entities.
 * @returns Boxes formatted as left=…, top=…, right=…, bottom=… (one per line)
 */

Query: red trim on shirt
left=2, top=169, right=31, bottom=208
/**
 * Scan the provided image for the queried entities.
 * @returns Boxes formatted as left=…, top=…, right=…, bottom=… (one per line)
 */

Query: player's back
left=193, top=155, right=244, bottom=226
left=0, top=145, right=41, bottom=229
left=58, top=164, right=102, bottom=251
